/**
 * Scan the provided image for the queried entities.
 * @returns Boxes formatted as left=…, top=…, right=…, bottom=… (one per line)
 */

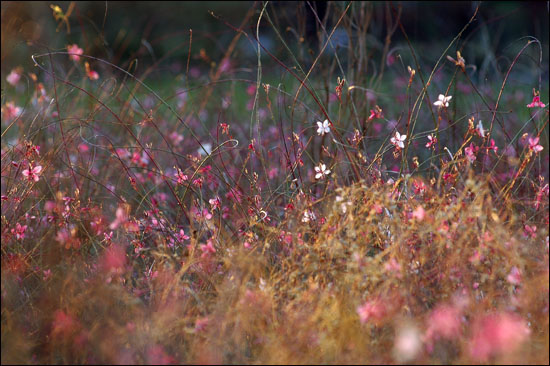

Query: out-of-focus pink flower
left=384, top=257, right=402, bottom=277
left=2, top=101, right=22, bottom=120
left=51, top=310, right=78, bottom=338
left=468, top=313, right=530, bottom=362
left=412, top=205, right=425, bottom=221
left=195, top=317, right=209, bottom=332
left=506, top=266, right=522, bottom=285
left=200, top=239, right=216, bottom=258
left=147, top=345, right=175, bottom=365
left=357, top=298, right=386, bottom=324
left=101, top=245, right=127, bottom=274
left=6, top=68, right=22, bottom=86
left=424, top=304, right=462, bottom=351
left=67, top=44, right=83, bottom=61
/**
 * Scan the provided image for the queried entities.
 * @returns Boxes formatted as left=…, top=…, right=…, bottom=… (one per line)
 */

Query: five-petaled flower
left=390, top=131, right=407, bottom=149
left=22, top=164, right=42, bottom=182
left=314, top=163, right=331, bottom=179
left=316, top=119, right=330, bottom=136
left=434, top=94, right=452, bottom=108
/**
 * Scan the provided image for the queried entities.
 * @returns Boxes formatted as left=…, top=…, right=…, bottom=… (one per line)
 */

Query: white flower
left=476, top=120, right=485, bottom=137
left=314, top=163, right=331, bottom=179
left=390, top=131, right=407, bottom=149
left=198, top=142, right=212, bottom=155
left=302, top=210, right=316, bottom=223
left=316, top=119, right=331, bottom=136
left=433, top=94, right=452, bottom=108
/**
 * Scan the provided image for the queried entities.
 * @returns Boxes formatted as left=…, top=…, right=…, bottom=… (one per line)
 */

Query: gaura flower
left=434, top=94, right=452, bottom=108
left=316, top=119, right=330, bottom=136
left=426, top=134, right=437, bottom=148
left=528, top=137, right=543, bottom=153
left=22, top=164, right=42, bottom=182
left=314, top=163, right=331, bottom=179
left=390, top=131, right=407, bottom=149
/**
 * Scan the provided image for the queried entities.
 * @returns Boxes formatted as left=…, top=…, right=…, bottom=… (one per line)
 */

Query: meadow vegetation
left=1, top=2, right=549, bottom=364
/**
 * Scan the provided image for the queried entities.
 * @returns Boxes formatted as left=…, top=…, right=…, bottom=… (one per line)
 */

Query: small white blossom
left=198, top=142, right=212, bottom=155
left=390, top=131, right=407, bottom=149
left=433, top=94, right=452, bottom=108
left=302, top=210, right=316, bottom=223
left=476, top=120, right=485, bottom=137
left=316, top=119, right=331, bottom=136
left=314, top=163, right=331, bottom=179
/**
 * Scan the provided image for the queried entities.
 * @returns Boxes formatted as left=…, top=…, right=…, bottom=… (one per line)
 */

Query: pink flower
left=22, top=164, right=42, bottom=182
left=411, top=205, right=425, bottom=221
left=200, top=239, right=216, bottom=258
left=425, top=134, right=437, bottom=148
left=527, top=95, right=546, bottom=108
left=528, top=137, right=544, bottom=153
left=506, top=266, right=522, bottom=285
left=175, top=169, right=188, bottom=185
left=468, top=313, right=530, bottom=362
left=6, top=68, right=22, bottom=86
left=209, top=197, right=221, bottom=210
left=368, top=106, right=383, bottom=121
left=464, top=143, right=478, bottom=163
left=195, top=317, right=209, bottom=332
left=176, top=229, right=190, bottom=242
left=11, top=222, right=28, bottom=240
left=424, top=304, right=462, bottom=349
left=486, top=139, right=498, bottom=154
left=101, top=245, right=127, bottom=274
left=67, top=44, right=83, bottom=61
left=51, top=310, right=78, bottom=338
left=357, top=298, right=386, bottom=324
left=2, top=101, right=22, bottom=120
left=384, top=258, right=402, bottom=276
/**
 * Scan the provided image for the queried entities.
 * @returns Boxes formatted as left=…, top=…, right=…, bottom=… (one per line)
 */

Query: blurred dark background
left=2, top=1, right=549, bottom=79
